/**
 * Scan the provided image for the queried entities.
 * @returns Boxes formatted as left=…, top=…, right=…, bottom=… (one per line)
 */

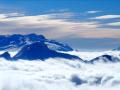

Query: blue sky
left=0, top=0, right=120, bottom=50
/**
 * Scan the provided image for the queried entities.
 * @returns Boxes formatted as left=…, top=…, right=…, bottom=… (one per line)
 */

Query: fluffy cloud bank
left=0, top=50, right=120, bottom=90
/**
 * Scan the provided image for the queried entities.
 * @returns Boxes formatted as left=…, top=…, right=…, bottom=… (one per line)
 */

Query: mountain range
left=12, top=42, right=80, bottom=60
left=0, top=34, right=81, bottom=60
left=0, top=34, right=120, bottom=63
left=0, top=33, right=73, bottom=51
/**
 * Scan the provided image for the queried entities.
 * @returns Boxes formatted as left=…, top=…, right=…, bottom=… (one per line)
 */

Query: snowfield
left=0, top=51, right=120, bottom=90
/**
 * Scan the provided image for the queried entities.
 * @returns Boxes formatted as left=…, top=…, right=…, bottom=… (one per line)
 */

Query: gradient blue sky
left=0, top=0, right=120, bottom=50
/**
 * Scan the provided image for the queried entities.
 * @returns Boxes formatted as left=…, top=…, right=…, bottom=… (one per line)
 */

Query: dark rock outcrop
left=0, top=52, right=11, bottom=60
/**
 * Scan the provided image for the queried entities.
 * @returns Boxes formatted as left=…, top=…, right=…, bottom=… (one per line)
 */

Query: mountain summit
left=113, top=47, right=120, bottom=51
left=0, top=34, right=73, bottom=51
left=13, top=42, right=80, bottom=60
left=89, top=54, right=120, bottom=64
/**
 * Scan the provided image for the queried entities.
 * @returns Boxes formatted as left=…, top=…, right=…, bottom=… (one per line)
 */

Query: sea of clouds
left=0, top=51, right=120, bottom=90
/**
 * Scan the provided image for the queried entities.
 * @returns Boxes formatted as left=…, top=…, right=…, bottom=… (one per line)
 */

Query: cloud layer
left=92, top=15, right=120, bottom=19
left=107, top=22, right=120, bottom=26
left=0, top=51, right=120, bottom=90
left=0, top=12, right=120, bottom=39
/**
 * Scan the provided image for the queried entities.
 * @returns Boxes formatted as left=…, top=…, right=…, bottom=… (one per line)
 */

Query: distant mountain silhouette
left=113, top=47, right=120, bottom=51
left=0, top=52, right=11, bottom=60
left=13, top=42, right=80, bottom=60
left=88, top=55, right=120, bottom=64
left=0, top=34, right=73, bottom=51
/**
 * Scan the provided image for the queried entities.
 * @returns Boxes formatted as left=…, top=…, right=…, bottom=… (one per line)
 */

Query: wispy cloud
left=0, top=12, right=120, bottom=39
left=91, top=15, right=120, bottom=19
left=87, top=10, right=100, bottom=14
left=107, top=22, right=120, bottom=26
left=0, top=13, right=24, bottom=18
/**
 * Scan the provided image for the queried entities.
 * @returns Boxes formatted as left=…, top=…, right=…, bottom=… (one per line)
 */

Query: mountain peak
left=89, top=54, right=120, bottom=64
left=13, top=42, right=80, bottom=60
left=0, top=34, right=73, bottom=51
left=113, top=46, right=120, bottom=51
left=0, top=52, right=11, bottom=60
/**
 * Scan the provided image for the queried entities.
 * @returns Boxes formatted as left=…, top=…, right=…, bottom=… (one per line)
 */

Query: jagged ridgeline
left=0, top=34, right=81, bottom=60
left=0, top=33, right=73, bottom=51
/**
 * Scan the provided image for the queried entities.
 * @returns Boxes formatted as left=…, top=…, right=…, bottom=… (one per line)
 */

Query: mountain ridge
left=0, top=33, right=73, bottom=51
left=0, top=42, right=81, bottom=60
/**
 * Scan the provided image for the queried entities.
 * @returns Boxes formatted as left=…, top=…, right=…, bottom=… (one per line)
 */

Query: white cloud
left=0, top=14, right=7, bottom=19
left=0, top=51, right=120, bottom=90
left=107, top=22, right=120, bottom=26
left=87, top=10, right=100, bottom=14
left=6, top=13, right=24, bottom=17
left=91, top=15, right=120, bottom=19
left=0, top=13, right=101, bottom=38
left=0, top=13, right=120, bottom=39
left=0, top=13, right=24, bottom=19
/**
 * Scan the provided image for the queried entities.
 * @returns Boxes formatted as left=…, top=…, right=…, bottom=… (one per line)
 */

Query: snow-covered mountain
left=0, top=34, right=73, bottom=51
left=0, top=34, right=120, bottom=90
left=12, top=42, right=80, bottom=60
left=89, top=54, right=120, bottom=64
left=66, top=50, right=120, bottom=61
left=0, top=52, right=11, bottom=60
left=113, top=47, right=120, bottom=51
